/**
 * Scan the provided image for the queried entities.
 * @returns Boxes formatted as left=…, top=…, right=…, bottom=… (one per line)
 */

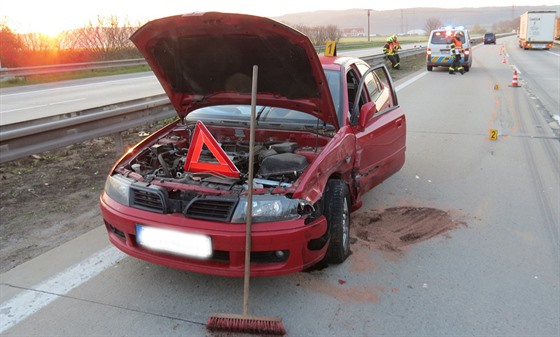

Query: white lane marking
left=545, top=50, right=560, bottom=57
left=1, top=98, right=86, bottom=113
left=396, top=72, right=428, bottom=92
left=0, top=75, right=155, bottom=97
left=0, top=246, right=125, bottom=334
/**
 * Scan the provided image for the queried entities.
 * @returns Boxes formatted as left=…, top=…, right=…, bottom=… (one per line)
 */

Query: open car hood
left=131, top=12, right=338, bottom=128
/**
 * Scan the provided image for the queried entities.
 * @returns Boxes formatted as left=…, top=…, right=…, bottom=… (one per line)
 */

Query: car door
left=350, top=63, right=406, bottom=198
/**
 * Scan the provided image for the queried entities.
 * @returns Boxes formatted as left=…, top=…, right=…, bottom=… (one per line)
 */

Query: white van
left=426, top=27, right=473, bottom=72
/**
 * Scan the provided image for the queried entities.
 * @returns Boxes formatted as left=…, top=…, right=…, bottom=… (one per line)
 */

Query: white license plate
left=136, top=225, right=212, bottom=259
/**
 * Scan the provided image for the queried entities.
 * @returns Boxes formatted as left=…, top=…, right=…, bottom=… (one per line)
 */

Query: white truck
left=518, top=11, right=556, bottom=50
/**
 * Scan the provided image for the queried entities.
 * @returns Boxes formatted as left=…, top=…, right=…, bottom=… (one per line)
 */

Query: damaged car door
left=350, top=63, right=406, bottom=198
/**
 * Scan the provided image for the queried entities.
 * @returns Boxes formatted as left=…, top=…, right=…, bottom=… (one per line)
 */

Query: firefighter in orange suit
left=391, top=35, right=401, bottom=69
left=449, top=32, right=464, bottom=75
left=383, top=36, right=400, bottom=69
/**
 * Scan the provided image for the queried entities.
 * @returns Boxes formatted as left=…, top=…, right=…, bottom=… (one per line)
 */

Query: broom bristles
left=207, top=313, right=286, bottom=335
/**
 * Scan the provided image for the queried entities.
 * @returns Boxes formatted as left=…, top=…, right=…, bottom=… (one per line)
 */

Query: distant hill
left=271, top=6, right=559, bottom=35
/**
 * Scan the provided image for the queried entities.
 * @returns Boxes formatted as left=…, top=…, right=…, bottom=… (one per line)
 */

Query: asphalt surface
left=1, top=36, right=559, bottom=336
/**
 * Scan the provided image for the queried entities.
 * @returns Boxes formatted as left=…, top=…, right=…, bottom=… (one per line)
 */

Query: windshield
left=324, top=69, right=344, bottom=127
left=431, top=31, right=466, bottom=44
left=185, top=105, right=335, bottom=130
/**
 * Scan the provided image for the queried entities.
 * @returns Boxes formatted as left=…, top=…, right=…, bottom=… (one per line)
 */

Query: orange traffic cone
left=509, top=70, right=521, bottom=87
left=502, top=54, right=507, bottom=64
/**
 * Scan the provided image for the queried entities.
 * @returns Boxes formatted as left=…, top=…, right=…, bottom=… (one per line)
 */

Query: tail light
left=463, top=48, right=470, bottom=56
left=426, top=48, right=432, bottom=56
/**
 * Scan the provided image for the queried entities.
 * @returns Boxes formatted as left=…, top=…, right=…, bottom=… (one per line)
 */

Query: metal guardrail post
left=112, top=133, right=125, bottom=154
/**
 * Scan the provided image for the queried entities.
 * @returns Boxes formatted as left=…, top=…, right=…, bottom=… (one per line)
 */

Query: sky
left=2, top=0, right=559, bottom=35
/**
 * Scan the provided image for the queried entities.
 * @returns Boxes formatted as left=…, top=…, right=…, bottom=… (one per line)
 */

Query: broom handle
left=243, top=65, right=258, bottom=316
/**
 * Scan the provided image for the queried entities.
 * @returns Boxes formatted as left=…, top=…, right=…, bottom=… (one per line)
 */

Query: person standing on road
left=391, top=34, right=401, bottom=69
left=383, top=36, right=400, bottom=70
left=449, top=32, right=464, bottom=75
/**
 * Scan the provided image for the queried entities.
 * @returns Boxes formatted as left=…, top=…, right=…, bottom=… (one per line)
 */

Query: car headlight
left=104, top=175, right=134, bottom=206
left=231, top=195, right=313, bottom=223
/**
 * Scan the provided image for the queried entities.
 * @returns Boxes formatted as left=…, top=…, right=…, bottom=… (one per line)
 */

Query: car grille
left=130, top=186, right=166, bottom=213
left=184, top=197, right=238, bottom=222
left=129, top=185, right=238, bottom=222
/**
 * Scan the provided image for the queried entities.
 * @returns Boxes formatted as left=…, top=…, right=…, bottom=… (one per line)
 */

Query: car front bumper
left=100, top=193, right=329, bottom=277
left=427, top=55, right=471, bottom=67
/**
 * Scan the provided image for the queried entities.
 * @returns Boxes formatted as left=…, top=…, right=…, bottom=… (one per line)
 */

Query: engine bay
left=117, top=121, right=329, bottom=192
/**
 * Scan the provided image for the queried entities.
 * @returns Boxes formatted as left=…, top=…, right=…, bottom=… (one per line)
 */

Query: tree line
left=1, top=16, right=142, bottom=68
left=0, top=16, right=344, bottom=69
left=1, top=14, right=520, bottom=69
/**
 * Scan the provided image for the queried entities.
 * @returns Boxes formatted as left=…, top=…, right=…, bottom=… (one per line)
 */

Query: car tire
left=427, top=66, right=433, bottom=71
left=464, top=66, right=470, bottom=72
left=323, top=179, right=351, bottom=264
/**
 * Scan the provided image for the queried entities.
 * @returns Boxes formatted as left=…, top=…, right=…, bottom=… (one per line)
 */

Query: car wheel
left=427, top=66, right=433, bottom=71
left=464, top=66, right=470, bottom=72
left=323, top=179, right=351, bottom=264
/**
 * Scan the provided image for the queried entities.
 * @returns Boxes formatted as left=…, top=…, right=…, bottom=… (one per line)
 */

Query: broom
left=206, top=65, right=286, bottom=335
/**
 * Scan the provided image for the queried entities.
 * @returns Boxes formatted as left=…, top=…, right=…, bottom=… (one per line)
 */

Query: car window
left=347, top=67, right=368, bottom=116
left=431, top=31, right=466, bottom=44
left=357, top=63, right=382, bottom=102
left=430, top=31, right=451, bottom=44
left=185, top=105, right=334, bottom=130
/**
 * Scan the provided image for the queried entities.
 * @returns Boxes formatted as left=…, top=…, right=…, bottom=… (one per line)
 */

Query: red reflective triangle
left=184, top=121, right=240, bottom=178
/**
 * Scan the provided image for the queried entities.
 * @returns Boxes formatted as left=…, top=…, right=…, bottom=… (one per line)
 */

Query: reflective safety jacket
left=384, top=40, right=401, bottom=55
left=383, top=41, right=393, bottom=55
left=391, top=40, right=401, bottom=54
left=450, top=38, right=463, bottom=55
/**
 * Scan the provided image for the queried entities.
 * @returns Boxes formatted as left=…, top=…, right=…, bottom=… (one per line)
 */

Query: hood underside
left=131, top=12, right=338, bottom=128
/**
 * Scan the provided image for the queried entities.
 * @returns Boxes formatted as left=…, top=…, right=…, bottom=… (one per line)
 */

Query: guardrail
left=1, top=46, right=428, bottom=81
left=1, top=33, right=521, bottom=81
left=0, top=48, right=426, bottom=163
left=362, top=47, right=425, bottom=65
left=0, top=59, right=147, bottom=80
left=0, top=95, right=175, bottom=163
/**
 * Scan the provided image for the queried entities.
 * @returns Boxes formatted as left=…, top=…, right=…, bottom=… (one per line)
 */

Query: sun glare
left=45, top=24, right=66, bottom=36
left=5, top=15, right=68, bottom=37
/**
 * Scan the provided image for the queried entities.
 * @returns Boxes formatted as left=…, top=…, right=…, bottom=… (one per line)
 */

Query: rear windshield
left=430, top=31, right=466, bottom=44
left=485, top=33, right=495, bottom=38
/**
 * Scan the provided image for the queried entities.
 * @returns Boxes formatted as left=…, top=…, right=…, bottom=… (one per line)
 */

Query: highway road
left=0, top=73, right=164, bottom=125
left=0, top=43, right=425, bottom=126
left=1, top=36, right=559, bottom=336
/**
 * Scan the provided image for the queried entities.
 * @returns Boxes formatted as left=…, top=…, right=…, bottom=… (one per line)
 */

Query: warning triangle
left=184, top=121, right=240, bottom=178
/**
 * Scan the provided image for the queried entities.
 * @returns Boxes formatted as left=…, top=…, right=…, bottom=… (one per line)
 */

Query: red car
left=100, top=12, right=406, bottom=277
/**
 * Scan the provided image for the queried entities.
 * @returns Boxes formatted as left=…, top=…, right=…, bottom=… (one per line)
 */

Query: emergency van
left=426, top=27, right=473, bottom=72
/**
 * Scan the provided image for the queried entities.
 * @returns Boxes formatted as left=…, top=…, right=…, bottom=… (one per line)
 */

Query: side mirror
left=358, top=102, right=377, bottom=127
